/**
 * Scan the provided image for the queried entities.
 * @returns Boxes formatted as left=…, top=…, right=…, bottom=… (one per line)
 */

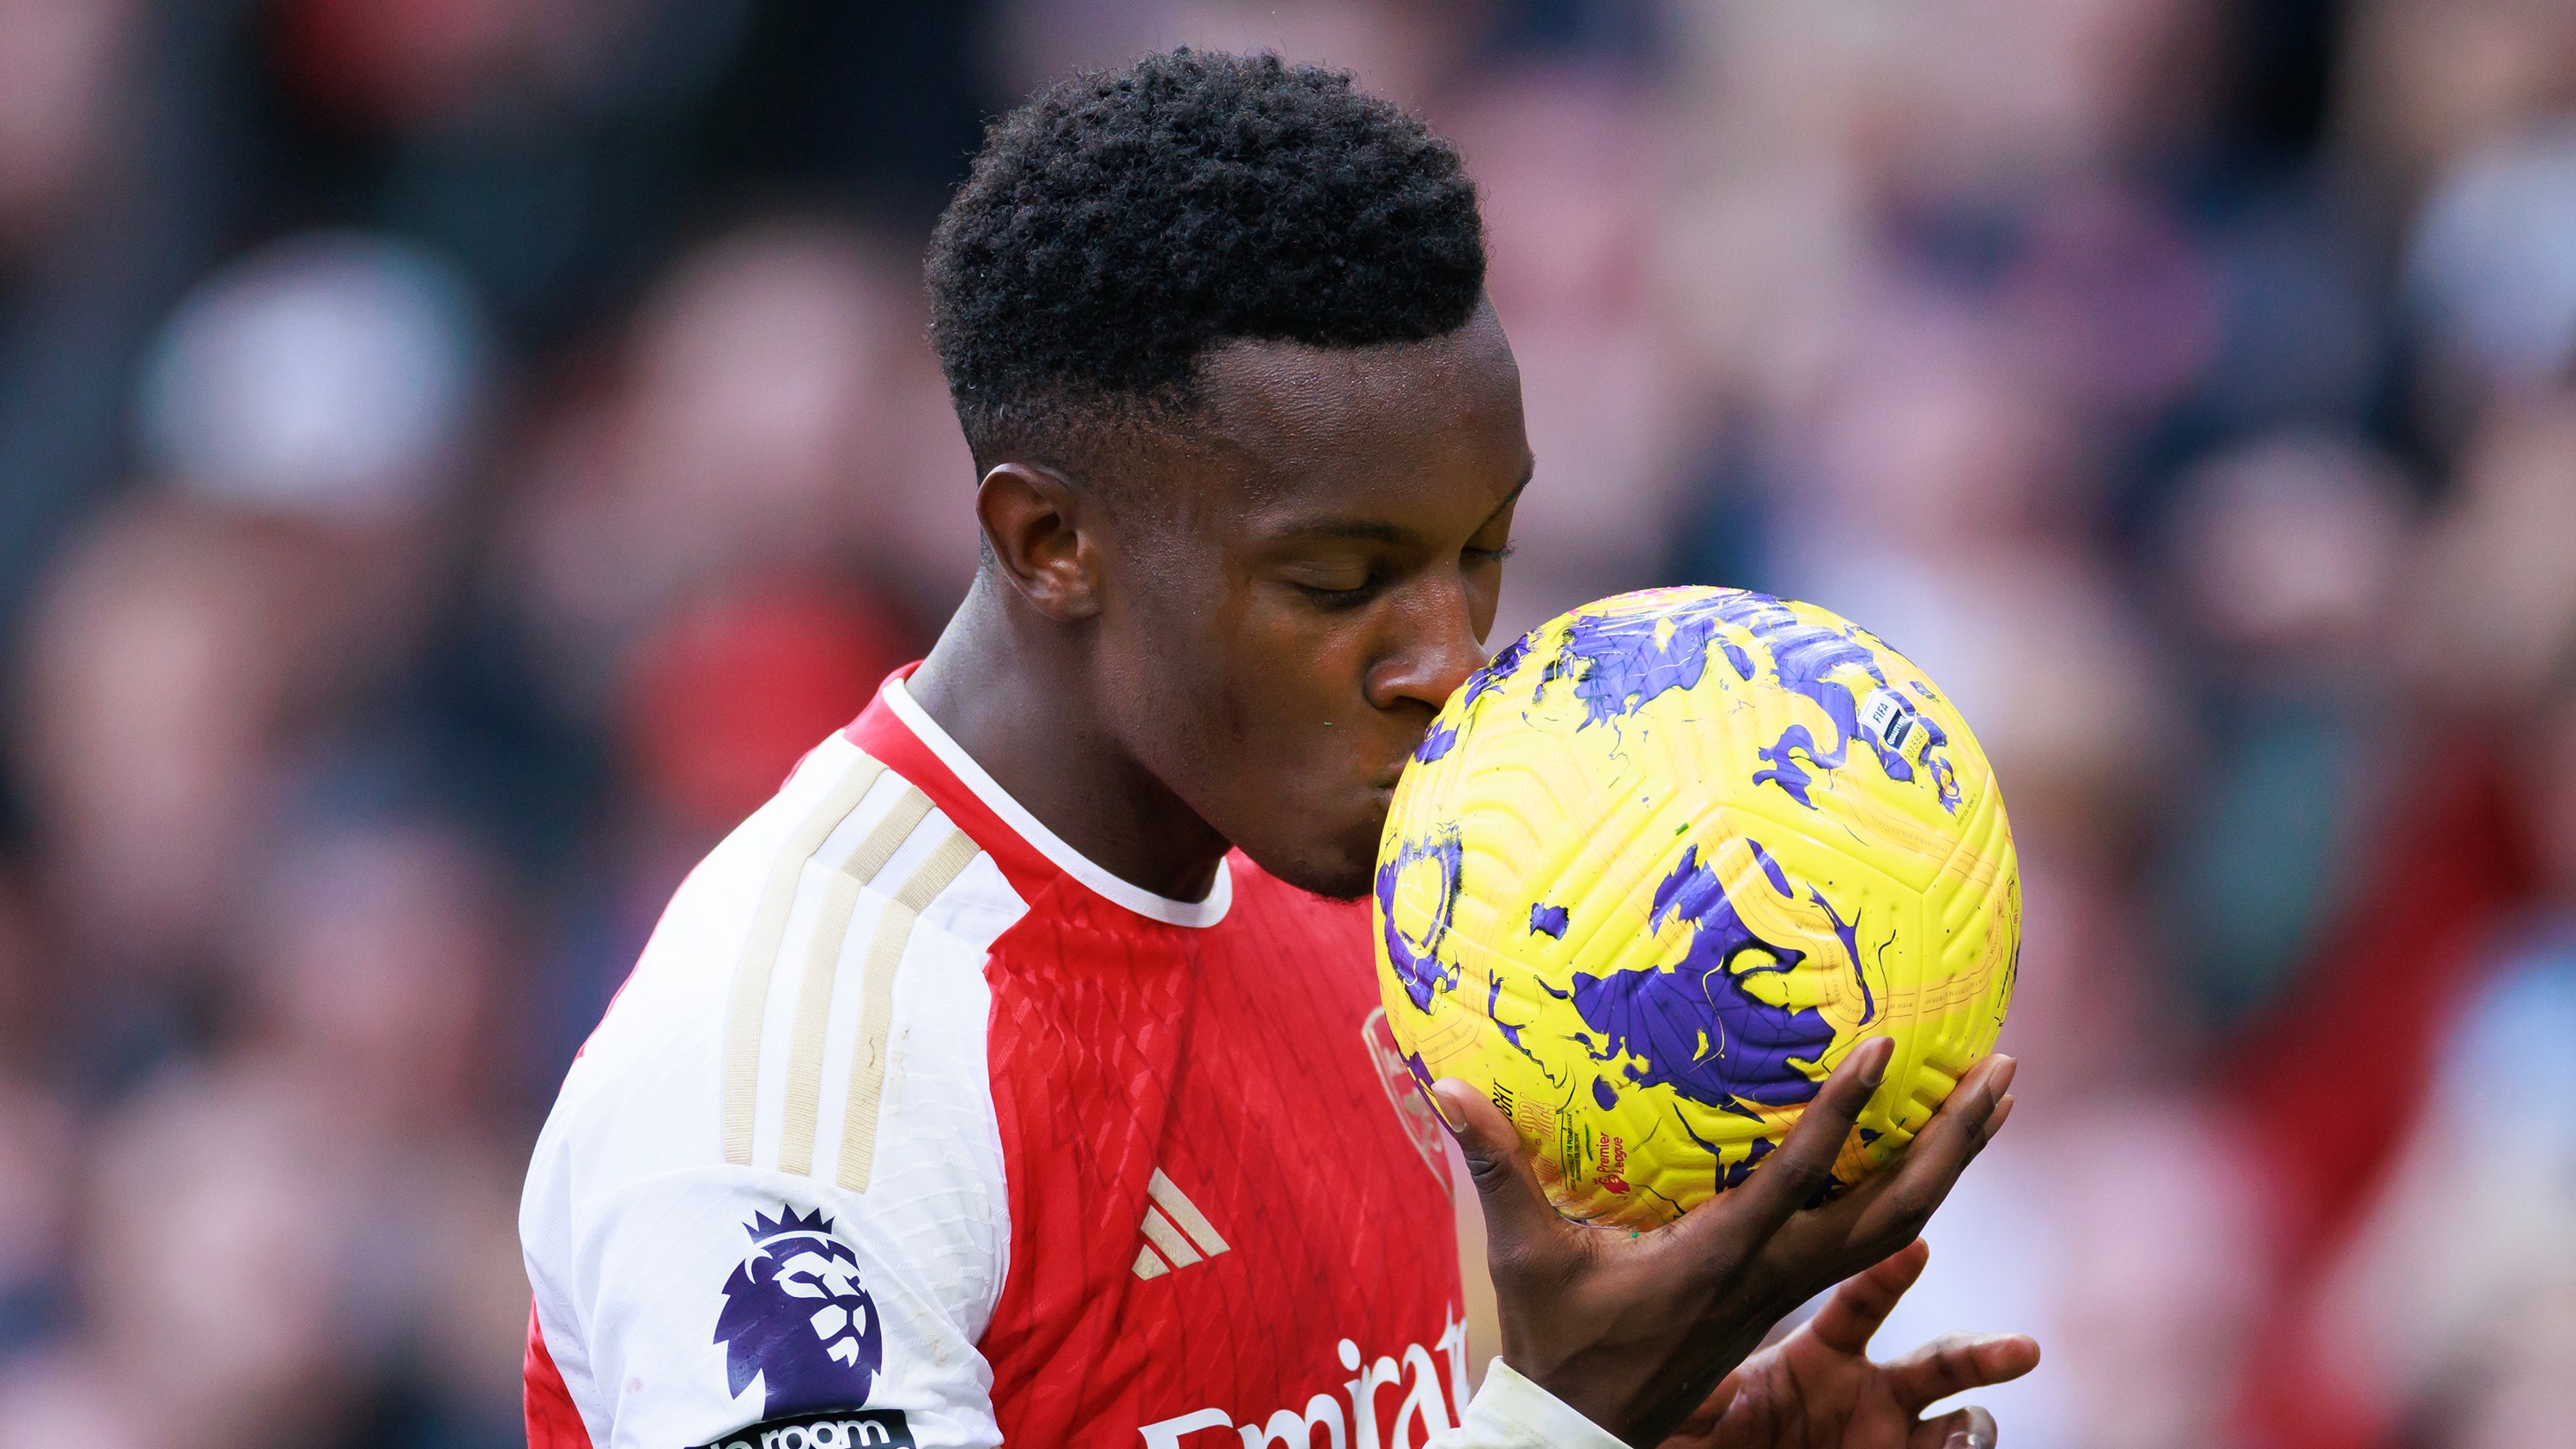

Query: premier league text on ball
left=1373, top=588, right=2020, bottom=1230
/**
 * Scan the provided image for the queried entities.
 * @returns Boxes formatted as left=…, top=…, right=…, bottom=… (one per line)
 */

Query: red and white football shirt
left=520, top=671, right=1619, bottom=1448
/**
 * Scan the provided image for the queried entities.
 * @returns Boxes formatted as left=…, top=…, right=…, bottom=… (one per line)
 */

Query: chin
left=1243, top=831, right=1379, bottom=903
left=1293, top=860, right=1376, bottom=903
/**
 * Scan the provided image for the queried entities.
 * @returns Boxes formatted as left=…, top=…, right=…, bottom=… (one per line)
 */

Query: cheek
left=1109, top=572, right=1309, bottom=746
left=1139, top=641, right=1297, bottom=775
left=1139, top=620, right=1362, bottom=814
left=1220, top=610, right=1374, bottom=752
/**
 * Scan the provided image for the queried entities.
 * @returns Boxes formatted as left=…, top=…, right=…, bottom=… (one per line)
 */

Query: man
left=521, top=51, right=2032, bottom=1449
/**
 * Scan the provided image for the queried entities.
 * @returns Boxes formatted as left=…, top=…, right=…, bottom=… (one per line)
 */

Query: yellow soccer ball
left=1373, top=587, right=2019, bottom=1229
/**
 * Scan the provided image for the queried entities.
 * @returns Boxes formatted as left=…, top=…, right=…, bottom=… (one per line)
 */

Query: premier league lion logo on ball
left=714, top=1206, right=884, bottom=1416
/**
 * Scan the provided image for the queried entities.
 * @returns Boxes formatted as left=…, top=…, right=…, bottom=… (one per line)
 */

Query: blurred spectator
left=0, top=0, right=135, bottom=259
left=0, top=0, right=214, bottom=651
left=0, top=870, right=71, bottom=1364
left=137, top=230, right=489, bottom=528
left=0, top=813, right=530, bottom=1447
left=483, top=218, right=950, bottom=1074
left=2298, top=690, right=2576, bottom=1447
left=619, top=584, right=914, bottom=837
left=272, top=0, right=740, bottom=131
left=1883, top=1102, right=2270, bottom=1449
left=1447, top=64, right=1686, bottom=638
left=0, top=1083, right=69, bottom=1365
left=2406, top=118, right=2576, bottom=432
left=1763, top=328, right=2181, bottom=864
left=2398, top=397, right=2576, bottom=716
left=235, top=820, right=513, bottom=1134
left=2173, top=438, right=2408, bottom=673
left=233, top=819, right=528, bottom=1442
left=258, top=0, right=758, bottom=338
left=500, top=579, right=920, bottom=1075
left=2336, top=0, right=2576, bottom=201
left=2156, top=429, right=2417, bottom=1023
left=13, top=503, right=330, bottom=1054
left=74, top=1065, right=370, bottom=1449
left=989, top=0, right=1489, bottom=107
left=496, top=218, right=945, bottom=721
left=127, top=230, right=495, bottom=724
left=2213, top=390, right=2573, bottom=1449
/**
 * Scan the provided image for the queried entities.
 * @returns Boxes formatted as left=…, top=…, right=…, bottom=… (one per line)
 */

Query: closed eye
left=1294, top=576, right=1383, bottom=608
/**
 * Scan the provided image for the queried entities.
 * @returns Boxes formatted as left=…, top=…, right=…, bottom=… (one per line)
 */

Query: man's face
left=1089, top=301, right=1531, bottom=899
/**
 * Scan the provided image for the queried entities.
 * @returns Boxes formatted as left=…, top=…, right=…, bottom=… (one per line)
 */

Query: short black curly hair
left=927, top=50, right=1486, bottom=472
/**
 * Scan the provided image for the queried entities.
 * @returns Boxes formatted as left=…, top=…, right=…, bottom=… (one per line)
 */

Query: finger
left=1761, top=1058, right=2011, bottom=1275
left=1842, top=1055, right=2014, bottom=1253
left=1984, top=1093, right=2015, bottom=1138
left=1908, top=1403, right=1998, bottom=1449
left=1681, top=1037, right=1892, bottom=1255
left=1886, top=1333, right=2040, bottom=1415
left=1805, top=1238, right=1929, bottom=1355
left=1668, top=1368, right=1741, bottom=1442
left=1431, top=1079, right=1566, bottom=1272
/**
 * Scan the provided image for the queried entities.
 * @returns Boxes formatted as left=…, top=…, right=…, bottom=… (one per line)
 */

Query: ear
left=974, top=461, right=1103, bottom=621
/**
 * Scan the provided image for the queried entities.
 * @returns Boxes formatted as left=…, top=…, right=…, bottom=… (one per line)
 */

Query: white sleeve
left=556, top=1164, right=1000, bottom=1449
left=521, top=744, right=1024, bottom=1449
left=1430, top=1362, right=1634, bottom=1449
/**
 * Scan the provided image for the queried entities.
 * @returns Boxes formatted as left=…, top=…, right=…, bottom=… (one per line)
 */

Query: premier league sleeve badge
left=696, top=1206, right=915, bottom=1448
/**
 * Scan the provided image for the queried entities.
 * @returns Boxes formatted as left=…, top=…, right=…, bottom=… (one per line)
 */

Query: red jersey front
left=520, top=671, right=1474, bottom=1447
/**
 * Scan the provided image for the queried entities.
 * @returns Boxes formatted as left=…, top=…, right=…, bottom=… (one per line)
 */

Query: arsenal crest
left=1361, top=1006, right=1454, bottom=1194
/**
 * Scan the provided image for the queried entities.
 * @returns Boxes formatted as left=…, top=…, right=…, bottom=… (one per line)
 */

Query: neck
left=906, top=575, right=1231, bottom=903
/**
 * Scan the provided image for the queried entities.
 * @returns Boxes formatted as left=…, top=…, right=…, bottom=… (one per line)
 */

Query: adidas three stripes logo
left=1131, top=1170, right=1230, bottom=1280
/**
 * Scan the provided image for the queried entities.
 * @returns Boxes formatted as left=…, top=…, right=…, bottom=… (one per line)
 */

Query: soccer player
left=520, top=51, right=2032, bottom=1449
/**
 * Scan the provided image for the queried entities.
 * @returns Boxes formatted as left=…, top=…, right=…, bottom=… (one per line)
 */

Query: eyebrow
left=1271, top=468, right=1534, bottom=548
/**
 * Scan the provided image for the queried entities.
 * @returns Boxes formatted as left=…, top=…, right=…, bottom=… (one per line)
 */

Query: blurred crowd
left=1, top=2, right=2573, bottom=1447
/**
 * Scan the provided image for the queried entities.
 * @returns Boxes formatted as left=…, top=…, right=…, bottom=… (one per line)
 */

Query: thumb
left=1432, top=1078, right=1567, bottom=1268
left=1910, top=1404, right=1996, bottom=1449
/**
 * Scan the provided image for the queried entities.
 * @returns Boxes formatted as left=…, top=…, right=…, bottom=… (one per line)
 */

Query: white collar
left=883, top=678, right=1233, bottom=928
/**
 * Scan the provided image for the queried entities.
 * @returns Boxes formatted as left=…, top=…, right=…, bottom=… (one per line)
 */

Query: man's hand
left=1432, top=1038, right=2017, bottom=1448
left=1655, top=1239, right=2039, bottom=1449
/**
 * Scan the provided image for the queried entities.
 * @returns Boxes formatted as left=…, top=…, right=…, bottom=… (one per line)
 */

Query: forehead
left=1187, top=303, right=1528, bottom=520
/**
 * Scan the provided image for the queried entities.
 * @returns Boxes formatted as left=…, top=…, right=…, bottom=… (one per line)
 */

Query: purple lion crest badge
left=714, top=1206, right=885, bottom=1416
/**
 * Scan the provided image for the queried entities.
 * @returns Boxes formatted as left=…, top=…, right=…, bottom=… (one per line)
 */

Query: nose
left=1364, top=583, right=1485, bottom=715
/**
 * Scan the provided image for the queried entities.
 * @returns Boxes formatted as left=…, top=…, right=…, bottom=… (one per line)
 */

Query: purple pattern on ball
left=1537, top=589, right=1960, bottom=814
left=1565, top=842, right=1836, bottom=1111
left=1414, top=719, right=1459, bottom=763
left=1376, top=828, right=1463, bottom=1011
left=1462, top=631, right=1535, bottom=709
